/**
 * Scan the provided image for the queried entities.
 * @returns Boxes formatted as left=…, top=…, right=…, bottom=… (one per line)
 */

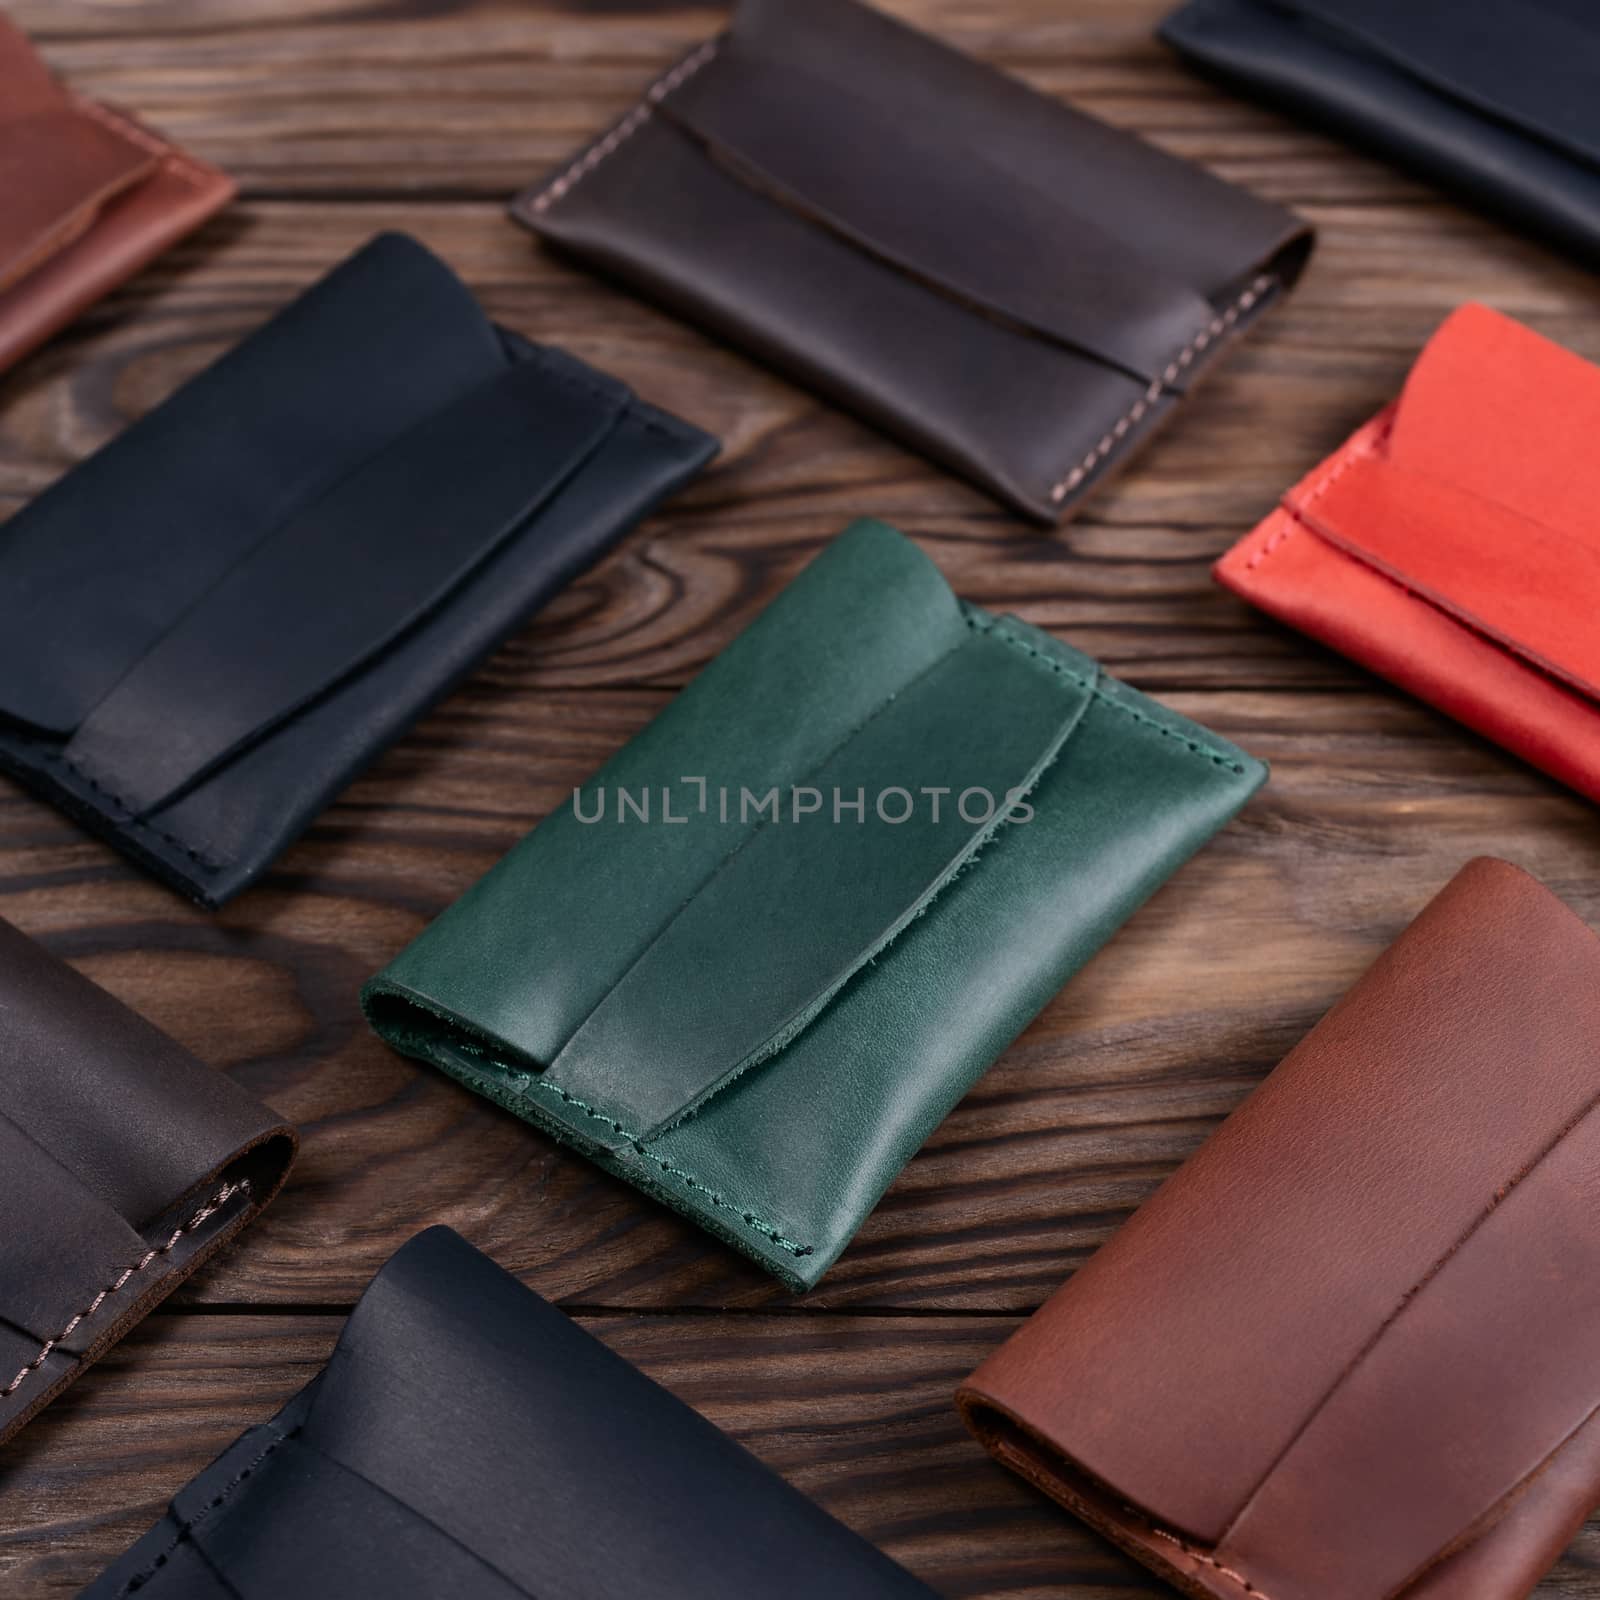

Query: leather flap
left=1217, top=1098, right=1600, bottom=1600
left=0, top=15, right=67, bottom=122
left=0, top=108, right=158, bottom=295
left=0, top=1114, right=148, bottom=1348
left=540, top=615, right=1093, bottom=1144
left=169, top=1424, right=529, bottom=1599
left=93, top=1228, right=934, bottom=1600
left=627, top=0, right=1307, bottom=388
left=1277, top=0, right=1600, bottom=174
left=1284, top=304, right=1600, bottom=707
left=61, top=353, right=625, bottom=817
left=0, top=233, right=508, bottom=738
left=660, top=36, right=1213, bottom=385
left=961, top=860, right=1600, bottom=1586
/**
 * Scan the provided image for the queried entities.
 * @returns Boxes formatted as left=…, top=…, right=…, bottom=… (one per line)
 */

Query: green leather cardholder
left=362, top=521, right=1265, bottom=1290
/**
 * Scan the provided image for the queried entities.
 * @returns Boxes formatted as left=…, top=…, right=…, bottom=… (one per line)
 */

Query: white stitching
left=1, top=1179, right=252, bottom=1402
left=529, top=40, right=719, bottom=216
left=1242, top=419, right=1387, bottom=572
left=1149, top=1528, right=1273, bottom=1599
left=1050, top=273, right=1275, bottom=505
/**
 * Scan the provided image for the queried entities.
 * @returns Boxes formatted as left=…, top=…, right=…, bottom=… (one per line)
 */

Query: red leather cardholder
left=1216, top=303, right=1600, bottom=803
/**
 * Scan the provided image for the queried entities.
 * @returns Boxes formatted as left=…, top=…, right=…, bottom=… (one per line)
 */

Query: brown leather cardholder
left=0, top=14, right=234, bottom=374
left=0, top=917, right=294, bottom=1446
left=959, top=858, right=1600, bottom=1600
left=510, top=0, right=1312, bottom=524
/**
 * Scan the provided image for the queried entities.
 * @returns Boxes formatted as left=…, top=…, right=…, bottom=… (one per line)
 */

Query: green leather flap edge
left=363, top=520, right=1092, bottom=1141
left=539, top=615, right=1093, bottom=1143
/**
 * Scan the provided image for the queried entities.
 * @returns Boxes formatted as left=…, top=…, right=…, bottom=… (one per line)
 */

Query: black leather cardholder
left=0, top=231, right=717, bottom=906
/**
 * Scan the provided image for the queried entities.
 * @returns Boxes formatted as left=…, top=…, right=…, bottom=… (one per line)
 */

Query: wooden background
left=3, top=1, right=1599, bottom=1594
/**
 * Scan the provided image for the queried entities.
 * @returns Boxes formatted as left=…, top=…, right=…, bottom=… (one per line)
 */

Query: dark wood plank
left=2, top=687, right=1595, bottom=1312
left=4, top=1313, right=1599, bottom=1598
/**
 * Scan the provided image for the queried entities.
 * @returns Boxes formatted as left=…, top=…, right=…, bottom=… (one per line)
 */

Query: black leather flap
left=84, top=1228, right=938, bottom=1599
left=0, top=233, right=628, bottom=818
left=0, top=234, right=508, bottom=739
left=1278, top=0, right=1600, bottom=174
left=62, top=354, right=625, bottom=816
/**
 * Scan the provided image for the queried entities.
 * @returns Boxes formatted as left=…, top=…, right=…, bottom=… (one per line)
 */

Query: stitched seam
left=1050, top=274, right=1274, bottom=505
left=1242, top=421, right=1387, bottom=572
left=41, top=750, right=223, bottom=873
left=1, top=1179, right=252, bottom=1403
left=990, top=1436, right=1273, bottom=1600
left=529, top=40, right=719, bottom=215
left=72, top=96, right=210, bottom=193
left=1148, top=1527, right=1272, bottom=1599
left=968, top=615, right=1246, bottom=775
left=115, top=1421, right=296, bottom=1596
left=446, top=1037, right=813, bottom=1258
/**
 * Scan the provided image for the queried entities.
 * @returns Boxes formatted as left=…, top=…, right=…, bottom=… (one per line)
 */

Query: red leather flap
left=0, top=107, right=158, bottom=293
left=1285, top=304, right=1600, bottom=706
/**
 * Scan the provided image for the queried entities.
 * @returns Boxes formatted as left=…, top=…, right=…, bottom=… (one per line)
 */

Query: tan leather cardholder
left=0, top=14, right=233, bottom=373
left=960, top=858, right=1600, bottom=1600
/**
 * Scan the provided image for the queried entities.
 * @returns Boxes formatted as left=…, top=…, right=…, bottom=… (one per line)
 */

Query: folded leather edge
left=1213, top=413, right=1600, bottom=803
left=0, top=1121, right=296, bottom=1447
left=0, top=94, right=234, bottom=373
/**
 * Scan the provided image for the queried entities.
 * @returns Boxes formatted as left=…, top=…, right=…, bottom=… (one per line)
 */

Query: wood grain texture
left=2, top=0, right=1600, bottom=1593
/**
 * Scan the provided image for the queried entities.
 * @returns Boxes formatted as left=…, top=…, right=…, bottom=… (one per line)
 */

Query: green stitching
left=446, top=1035, right=814, bottom=1259
left=967, top=614, right=1247, bottom=776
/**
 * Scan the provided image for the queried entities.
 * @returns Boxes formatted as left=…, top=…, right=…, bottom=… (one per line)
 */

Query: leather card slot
left=539, top=618, right=1096, bottom=1144
left=59, top=355, right=626, bottom=817
left=0, top=108, right=159, bottom=295
left=1276, top=0, right=1600, bottom=174
left=657, top=42, right=1215, bottom=386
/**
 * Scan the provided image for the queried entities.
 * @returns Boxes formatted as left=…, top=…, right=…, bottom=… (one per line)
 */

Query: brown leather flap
left=650, top=0, right=1308, bottom=387
left=0, top=107, right=159, bottom=294
left=1218, top=1098, right=1600, bottom=1599
left=661, top=42, right=1212, bottom=385
left=961, top=860, right=1600, bottom=1597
